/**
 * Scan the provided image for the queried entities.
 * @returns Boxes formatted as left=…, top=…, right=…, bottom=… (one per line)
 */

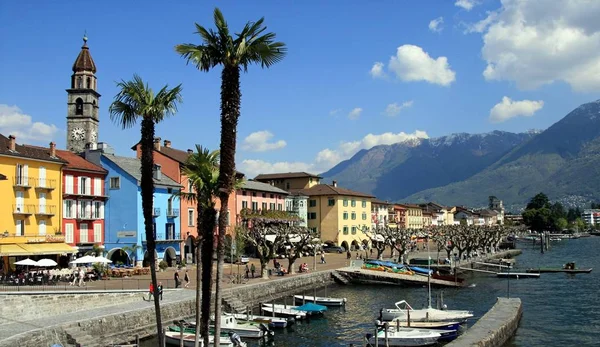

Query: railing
left=13, top=176, right=32, bottom=188
left=35, top=205, right=57, bottom=216
left=166, top=208, right=179, bottom=218
left=34, top=178, right=56, bottom=190
left=12, top=204, right=35, bottom=215
left=77, top=212, right=95, bottom=220
left=153, top=208, right=161, bottom=217
left=0, top=277, right=178, bottom=292
left=63, top=185, right=105, bottom=197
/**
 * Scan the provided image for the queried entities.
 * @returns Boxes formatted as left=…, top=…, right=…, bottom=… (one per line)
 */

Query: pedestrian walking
left=245, top=264, right=250, bottom=279
left=174, top=270, right=181, bottom=288
left=184, top=269, right=190, bottom=288
left=147, top=282, right=154, bottom=301
left=321, top=253, right=326, bottom=264
left=70, top=267, right=78, bottom=286
left=157, top=282, right=163, bottom=301
left=78, top=268, right=85, bottom=287
left=250, top=263, right=256, bottom=278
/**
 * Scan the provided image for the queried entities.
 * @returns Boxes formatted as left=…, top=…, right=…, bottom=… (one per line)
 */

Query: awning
left=19, top=243, right=77, bottom=255
left=0, top=244, right=32, bottom=256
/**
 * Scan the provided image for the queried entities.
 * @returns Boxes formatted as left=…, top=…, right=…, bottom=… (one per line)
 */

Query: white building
left=285, top=192, right=309, bottom=227
left=582, top=209, right=600, bottom=226
left=371, top=200, right=390, bottom=229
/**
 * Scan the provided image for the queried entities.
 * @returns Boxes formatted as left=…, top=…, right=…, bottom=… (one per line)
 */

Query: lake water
left=142, top=236, right=600, bottom=346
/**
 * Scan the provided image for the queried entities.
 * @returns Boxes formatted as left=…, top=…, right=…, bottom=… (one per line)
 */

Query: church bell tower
left=66, top=34, right=100, bottom=153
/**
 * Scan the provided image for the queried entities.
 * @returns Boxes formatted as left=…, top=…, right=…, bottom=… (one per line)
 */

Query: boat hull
left=496, top=272, right=540, bottom=278
left=525, top=268, right=592, bottom=274
left=164, top=331, right=240, bottom=347
left=231, top=313, right=290, bottom=328
left=381, top=308, right=473, bottom=322
left=293, top=295, right=346, bottom=306
left=369, top=328, right=441, bottom=346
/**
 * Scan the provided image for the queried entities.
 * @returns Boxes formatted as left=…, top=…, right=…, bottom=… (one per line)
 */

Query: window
left=39, top=192, right=46, bottom=213
left=110, top=177, right=120, bottom=189
left=65, top=223, right=74, bottom=243
left=252, top=202, right=258, bottom=211
left=351, top=212, right=356, bottom=220
left=80, top=223, right=88, bottom=243
left=80, top=201, right=91, bottom=218
left=262, top=193, right=266, bottom=198
left=188, top=178, right=193, bottom=193
left=286, top=182, right=290, bottom=190
left=15, top=220, right=24, bottom=236
left=343, top=212, right=348, bottom=220
left=343, top=199, right=348, bottom=207
left=269, top=203, right=275, bottom=210
left=308, top=212, right=317, bottom=220
left=38, top=220, right=46, bottom=236
left=278, top=203, right=282, bottom=211
left=309, top=200, right=317, bottom=207
left=79, top=177, right=91, bottom=195
left=64, top=200, right=75, bottom=218
left=362, top=212, right=367, bottom=220
left=166, top=223, right=176, bottom=240
left=351, top=200, right=356, bottom=207
left=242, top=201, right=248, bottom=209
left=94, top=177, right=102, bottom=196
left=93, top=224, right=102, bottom=242
left=242, top=191, right=247, bottom=196
left=252, top=192, right=257, bottom=197
left=270, top=194, right=274, bottom=198
left=262, top=202, right=268, bottom=211
left=93, top=201, right=103, bottom=219
left=75, top=98, right=83, bottom=115
left=343, top=226, right=349, bottom=235
left=188, top=209, right=194, bottom=226
left=362, top=200, right=367, bottom=208
left=351, top=226, right=357, bottom=235
left=226, top=210, right=230, bottom=225
left=328, top=198, right=335, bottom=206
left=16, top=163, right=28, bottom=186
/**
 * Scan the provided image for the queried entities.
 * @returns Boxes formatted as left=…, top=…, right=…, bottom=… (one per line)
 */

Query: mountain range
left=321, top=100, right=600, bottom=211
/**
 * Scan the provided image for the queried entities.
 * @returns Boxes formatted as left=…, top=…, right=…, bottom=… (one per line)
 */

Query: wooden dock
left=336, top=267, right=464, bottom=287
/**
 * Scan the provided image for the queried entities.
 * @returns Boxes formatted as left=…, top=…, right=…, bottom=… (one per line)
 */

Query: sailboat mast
left=427, top=235, right=432, bottom=309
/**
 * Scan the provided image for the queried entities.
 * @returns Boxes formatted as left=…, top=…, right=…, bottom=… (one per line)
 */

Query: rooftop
left=72, top=36, right=96, bottom=73
left=55, top=149, right=107, bottom=174
left=0, top=134, right=65, bottom=164
left=296, top=184, right=375, bottom=198
left=372, top=199, right=392, bottom=205
left=101, top=154, right=182, bottom=188
left=255, top=172, right=322, bottom=180
left=241, top=180, right=290, bottom=195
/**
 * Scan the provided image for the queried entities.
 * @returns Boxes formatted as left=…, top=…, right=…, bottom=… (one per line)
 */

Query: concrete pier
left=337, top=267, right=464, bottom=287
left=446, top=297, right=522, bottom=347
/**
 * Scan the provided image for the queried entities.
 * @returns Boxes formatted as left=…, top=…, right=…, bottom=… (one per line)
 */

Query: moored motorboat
left=378, top=321, right=462, bottom=341
left=496, top=272, right=540, bottom=278
left=525, top=262, right=592, bottom=274
left=164, top=331, right=241, bottom=347
left=368, top=327, right=442, bottom=346
left=260, top=304, right=307, bottom=320
left=293, top=294, right=347, bottom=306
left=231, top=313, right=292, bottom=328
left=380, top=300, right=473, bottom=322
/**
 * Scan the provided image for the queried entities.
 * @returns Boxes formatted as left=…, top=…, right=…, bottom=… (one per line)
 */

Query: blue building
left=85, top=145, right=182, bottom=266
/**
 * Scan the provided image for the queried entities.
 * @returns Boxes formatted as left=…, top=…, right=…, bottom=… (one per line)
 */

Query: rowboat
left=164, top=331, right=242, bottom=347
left=496, top=272, right=540, bottom=278
left=293, top=294, right=347, bottom=306
left=368, top=327, right=443, bottom=346
left=380, top=300, right=473, bottom=322
left=231, top=313, right=292, bottom=328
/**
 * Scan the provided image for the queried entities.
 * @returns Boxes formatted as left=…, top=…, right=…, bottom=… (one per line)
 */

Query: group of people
left=299, top=263, right=309, bottom=273
left=244, top=263, right=256, bottom=278
left=173, top=268, right=190, bottom=288
left=147, top=281, right=164, bottom=301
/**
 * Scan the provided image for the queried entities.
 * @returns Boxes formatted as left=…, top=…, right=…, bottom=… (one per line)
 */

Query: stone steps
left=331, top=271, right=349, bottom=285
left=221, top=291, right=247, bottom=313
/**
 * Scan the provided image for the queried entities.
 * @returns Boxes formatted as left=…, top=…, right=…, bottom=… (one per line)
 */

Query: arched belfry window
left=86, top=77, right=91, bottom=88
left=77, top=77, right=83, bottom=89
left=75, top=98, right=83, bottom=115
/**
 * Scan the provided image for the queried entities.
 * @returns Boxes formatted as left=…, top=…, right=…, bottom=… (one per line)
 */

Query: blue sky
left=1, top=0, right=598, bottom=177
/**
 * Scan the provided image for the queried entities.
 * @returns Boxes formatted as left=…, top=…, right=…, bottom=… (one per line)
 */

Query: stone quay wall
left=0, top=290, right=145, bottom=324
left=446, top=297, right=523, bottom=347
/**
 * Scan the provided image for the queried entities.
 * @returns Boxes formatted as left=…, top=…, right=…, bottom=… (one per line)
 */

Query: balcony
left=166, top=208, right=179, bottom=218
left=13, top=204, right=35, bottom=216
left=153, top=208, right=161, bottom=217
left=35, top=205, right=56, bottom=216
left=13, top=176, right=32, bottom=189
left=63, top=185, right=108, bottom=199
left=76, top=212, right=95, bottom=221
left=34, top=178, right=56, bottom=191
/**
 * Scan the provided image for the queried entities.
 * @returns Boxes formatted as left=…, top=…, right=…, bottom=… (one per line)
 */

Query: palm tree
left=175, top=9, right=286, bottom=343
left=109, top=75, right=182, bottom=346
left=175, top=145, right=219, bottom=347
left=121, top=244, right=143, bottom=265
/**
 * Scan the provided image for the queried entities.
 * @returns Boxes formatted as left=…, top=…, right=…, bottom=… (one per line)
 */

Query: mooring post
left=384, top=322, right=389, bottom=347
left=374, top=326, right=379, bottom=347
left=272, top=302, right=275, bottom=318
left=313, top=287, right=317, bottom=303
left=161, top=328, right=166, bottom=347
left=179, top=321, right=184, bottom=347
left=135, top=334, right=139, bottom=345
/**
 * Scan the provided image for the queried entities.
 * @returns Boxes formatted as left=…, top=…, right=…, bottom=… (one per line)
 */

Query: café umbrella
left=70, top=255, right=97, bottom=264
left=91, top=256, right=112, bottom=264
left=14, top=258, right=38, bottom=266
left=35, top=258, right=58, bottom=267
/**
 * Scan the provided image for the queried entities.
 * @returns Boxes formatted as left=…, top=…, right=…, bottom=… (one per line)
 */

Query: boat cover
left=295, top=303, right=328, bottom=312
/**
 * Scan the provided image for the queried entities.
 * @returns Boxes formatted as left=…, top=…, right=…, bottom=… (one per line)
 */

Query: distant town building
left=582, top=209, right=600, bottom=226
left=254, top=172, right=321, bottom=191
left=488, top=196, right=505, bottom=224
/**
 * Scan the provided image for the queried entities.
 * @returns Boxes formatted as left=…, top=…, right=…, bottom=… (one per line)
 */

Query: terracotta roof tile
left=0, top=134, right=65, bottom=164
left=72, top=38, right=96, bottom=73
left=297, top=184, right=374, bottom=198
left=255, top=172, right=322, bottom=180
left=55, top=149, right=106, bottom=174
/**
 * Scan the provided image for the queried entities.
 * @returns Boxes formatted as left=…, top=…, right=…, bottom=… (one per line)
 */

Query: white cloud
left=329, top=109, right=342, bottom=116
left=241, top=130, right=286, bottom=152
left=489, top=97, right=544, bottom=123
left=239, top=130, right=429, bottom=177
left=455, top=0, right=479, bottom=11
left=369, top=62, right=386, bottom=78
left=463, top=11, right=499, bottom=33
left=0, top=104, right=60, bottom=143
left=429, top=17, right=444, bottom=33
left=471, top=0, right=600, bottom=91
left=348, top=108, right=363, bottom=120
left=388, top=45, right=456, bottom=86
left=384, top=101, right=414, bottom=117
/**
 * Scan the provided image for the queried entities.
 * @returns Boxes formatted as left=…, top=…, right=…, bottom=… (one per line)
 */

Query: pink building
left=236, top=180, right=289, bottom=219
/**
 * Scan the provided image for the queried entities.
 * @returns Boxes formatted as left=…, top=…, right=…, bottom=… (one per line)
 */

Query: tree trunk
left=194, top=239, right=201, bottom=347
left=288, top=256, right=297, bottom=274
left=140, top=116, right=163, bottom=346
left=200, top=205, right=216, bottom=347
left=214, top=64, right=241, bottom=346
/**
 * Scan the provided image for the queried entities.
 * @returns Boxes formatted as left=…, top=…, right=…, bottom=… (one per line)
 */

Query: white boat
left=496, top=272, right=540, bottom=278
left=260, top=304, right=307, bottom=319
left=164, top=331, right=242, bottom=347
left=381, top=300, right=474, bottom=322
left=206, top=315, right=271, bottom=339
left=368, top=327, right=442, bottom=346
left=293, top=294, right=347, bottom=306
left=231, top=313, right=291, bottom=328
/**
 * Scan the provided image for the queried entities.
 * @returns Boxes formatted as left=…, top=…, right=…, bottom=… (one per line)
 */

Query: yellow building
left=298, top=181, right=374, bottom=250
left=398, top=204, right=424, bottom=229
left=254, top=172, right=321, bottom=191
left=0, top=134, right=75, bottom=272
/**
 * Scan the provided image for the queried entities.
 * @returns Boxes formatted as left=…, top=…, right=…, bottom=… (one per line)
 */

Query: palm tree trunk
left=214, top=64, right=241, bottom=346
left=200, top=204, right=216, bottom=347
left=140, top=116, right=163, bottom=346
left=194, top=197, right=202, bottom=347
